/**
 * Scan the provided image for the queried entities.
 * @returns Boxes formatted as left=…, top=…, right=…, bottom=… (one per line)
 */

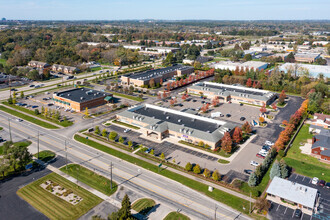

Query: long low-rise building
left=294, top=53, right=320, bottom=63
left=187, top=82, right=277, bottom=105
left=121, top=64, right=194, bottom=87
left=116, top=104, right=237, bottom=149
left=214, top=61, right=268, bottom=71
left=52, top=88, right=113, bottom=112
left=278, top=63, right=330, bottom=78
left=266, top=176, right=319, bottom=215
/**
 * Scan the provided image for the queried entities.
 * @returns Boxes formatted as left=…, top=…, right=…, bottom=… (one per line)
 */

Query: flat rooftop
left=279, top=63, right=330, bottom=78
left=55, top=88, right=110, bottom=103
left=124, top=65, right=193, bottom=80
left=133, top=105, right=220, bottom=133
left=202, top=82, right=266, bottom=96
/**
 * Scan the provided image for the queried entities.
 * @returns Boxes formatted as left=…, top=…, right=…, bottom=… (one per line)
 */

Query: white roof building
left=279, top=63, right=330, bottom=78
left=214, top=61, right=268, bottom=71
left=266, top=177, right=318, bottom=214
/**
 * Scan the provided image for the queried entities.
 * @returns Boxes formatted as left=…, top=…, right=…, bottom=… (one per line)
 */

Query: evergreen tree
left=270, top=162, right=281, bottom=179
left=248, top=172, right=258, bottom=187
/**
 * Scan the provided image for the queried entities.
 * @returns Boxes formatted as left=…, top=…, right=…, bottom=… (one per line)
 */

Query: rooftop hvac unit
left=189, top=131, right=192, bottom=135
left=139, top=117, right=142, bottom=121
left=180, top=128, right=183, bottom=132
left=166, top=116, right=170, bottom=119
left=80, top=97, right=84, bottom=100
left=178, top=119, right=181, bottom=122
left=67, top=94, right=70, bottom=96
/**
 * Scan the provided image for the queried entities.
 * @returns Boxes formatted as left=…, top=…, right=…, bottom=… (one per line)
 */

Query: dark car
left=10, top=88, right=18, bottom=91
left=192, top=100, right=197, bottom=102
left=319, top=180, right=326, bottom=187
left=240, top=117, right=245, bottom=121
left=0, top=137, right=5, bottom=143
left=240, top=103, right=243, bottom=106
left=294, top=209, right=302, bottom=218
left=325, top=182, right=330, bottom=189
left=201, top=101, right=205, bottom=104
left=244, top=169, right=253, bottom=175
left=220, top=114, right=224, bottom=117
left=226, top=114, right=231, bottom=117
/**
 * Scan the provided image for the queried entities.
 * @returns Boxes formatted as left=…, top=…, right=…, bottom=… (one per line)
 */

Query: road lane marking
left=8, top=123, right=239, bottom=220
left=276, top=204, right=280, bottom=211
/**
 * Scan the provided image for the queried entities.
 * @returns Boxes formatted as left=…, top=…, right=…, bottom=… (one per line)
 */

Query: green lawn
left=163, top=212, right=190, bottom=220
left=178, top=140, right=233, bottom=158
left=34, top=150, right=56, bottom=163
left=3, top=102, right=73, bottom=127
left=74, top=134, right=250, bottom=214
left=0, top=127, right=3, bottom=131
left=132, top=198, right=156, bottom=215
left=60, top=164, right=117, bottom=196
left=112, top=92, right=144, bottom=102
left=0, top=106, right=59, bottom=129
left=0, top=58, right=6, bottom=66
left=218, top=159, right=230, bottom=164
left=17, top=173, right=102, bottom=220
left=285, top=124, right=330, bottom=182
left=112, top=120, right=140, bottom=130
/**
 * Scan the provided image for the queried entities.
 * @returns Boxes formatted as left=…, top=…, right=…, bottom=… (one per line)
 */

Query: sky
left=0, top=0, right=330, bottom=20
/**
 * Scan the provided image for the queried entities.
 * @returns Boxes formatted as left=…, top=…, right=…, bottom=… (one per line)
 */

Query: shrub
left=193, top=164, right=201, bottom=174
left=212, top=170, right=220, bottom=181
left=248, top=172, right=258, bottom=187
left=185, top=162, right=192, bottom=171
left=109, top=131, right=117, bottom=140
left=203, top=168, right=210, bottom=178
left=118, top=136, right=124, bottom=143
left=94, top=126, right=100, bottom=135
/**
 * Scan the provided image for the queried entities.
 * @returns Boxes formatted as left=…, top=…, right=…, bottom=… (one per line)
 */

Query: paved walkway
left=0, top=103, right=63, bottom=128
left=77, top=133, right=255, bottom=203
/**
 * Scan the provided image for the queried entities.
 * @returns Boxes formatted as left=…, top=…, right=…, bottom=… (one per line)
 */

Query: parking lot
left=160, top=95, right=264, bottom=125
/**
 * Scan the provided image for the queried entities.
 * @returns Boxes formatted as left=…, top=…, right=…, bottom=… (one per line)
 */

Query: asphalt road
left=0, top=111, right=251, bottom=220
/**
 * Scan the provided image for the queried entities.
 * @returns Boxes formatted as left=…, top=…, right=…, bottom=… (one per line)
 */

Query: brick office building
left=52, top=88, right=113, bottom=112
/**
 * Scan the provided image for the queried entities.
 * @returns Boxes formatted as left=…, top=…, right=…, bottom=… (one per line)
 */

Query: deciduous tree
left=221, top=132, right=232, bottom=153
left=232, top=127, right=243, bottom=144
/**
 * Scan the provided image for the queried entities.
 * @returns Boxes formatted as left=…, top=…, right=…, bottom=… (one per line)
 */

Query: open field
left=60, top=164, right=117, bottom=196
left=0, top=105, right=59, bottom=129
left=17, top=173, right=102, bottom=220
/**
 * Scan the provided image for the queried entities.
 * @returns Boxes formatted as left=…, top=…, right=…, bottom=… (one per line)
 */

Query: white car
left=250, top=161, right=259, bottom=167
left=312, top=177, right=319, bottom=185
left=124, top=128, right=131, bottom=133
left=16, top=118, right=23, bottom=122
left=265, top=141, right=274, bottom=146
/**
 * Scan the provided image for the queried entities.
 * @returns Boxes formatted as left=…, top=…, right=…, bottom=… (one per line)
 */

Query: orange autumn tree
left=221, top=132, right=233, bottom=153
left=242, top=121, right=252, bottom=133
left=232, top=127, right=243, bottom=144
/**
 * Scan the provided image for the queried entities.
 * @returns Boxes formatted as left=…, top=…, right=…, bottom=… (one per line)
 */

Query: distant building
left=116, top=104, right=238, bottom=149
left=309, top=125, right=330, bottom=163
left=52, top=88, right=113, bottom=112
left=187, top=82, right=277, bottom=106
left=294, top=53, right=320, bottom=63
left=121, top=64, right=194, bottom=87
left=278, top=63, right=330, bottom=78
left=28, top=61, right=51, bottom=69
left=309, top=113, right=330, bottom=129
left=266, top=176, right=319, bottom=215
left=123, top=45, right=146, bottom=50
left=214, top=61, right=268, bottom=71
left=52, top=64, right=79, bottom=75
left=312, top=41, right=329, bottom=46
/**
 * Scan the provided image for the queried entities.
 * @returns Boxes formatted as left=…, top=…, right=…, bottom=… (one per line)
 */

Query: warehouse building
left=121, top=64, right=194, bottom=87
left=279, top=63, right=330, bottom=78
left=52, top=88, right=113, bottom=112
left=294, top=53, right=320, bottom=63
left=116, top=104, right=237, bottom=149
left=214, top=61, right=268, bottom=71
left=266, top=176, right=319, bottom=215
left=187, top=82, right=277, bottom=105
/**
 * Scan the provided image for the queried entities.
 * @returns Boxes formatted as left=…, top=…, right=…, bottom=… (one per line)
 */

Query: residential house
left=309, top=113, right=330, bottom=129
left=28, top=61, right=51, bottom=69
left=52, top=64, right=79, bottom=74
left=309, top=125, right=330, bottom=163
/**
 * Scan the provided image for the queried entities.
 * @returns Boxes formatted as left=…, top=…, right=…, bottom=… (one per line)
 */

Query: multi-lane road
left=0, top=111, right=251, bottom=220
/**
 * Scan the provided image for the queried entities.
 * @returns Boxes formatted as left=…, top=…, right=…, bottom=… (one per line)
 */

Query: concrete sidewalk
left=77, top=133, right=255, bottom=203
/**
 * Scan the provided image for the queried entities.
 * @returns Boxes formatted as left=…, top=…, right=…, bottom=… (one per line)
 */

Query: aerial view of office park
left=0, top=1, right=329, bottom=220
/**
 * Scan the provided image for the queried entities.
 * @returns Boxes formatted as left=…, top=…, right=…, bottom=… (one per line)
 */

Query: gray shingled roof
left=312, top=128, right=330, bottom=157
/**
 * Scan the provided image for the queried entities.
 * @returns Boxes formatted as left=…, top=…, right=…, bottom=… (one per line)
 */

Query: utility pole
left=249, top=191, right=252, bottom=213
left=37, top=131, right=40, bottom=159
left=109, top=162, right=113, bottom=190
left=65, top=140, right=68, bottom=170
left=8, top=118, right=12, bottom=142
left=214, top=204, right=218, bottom=220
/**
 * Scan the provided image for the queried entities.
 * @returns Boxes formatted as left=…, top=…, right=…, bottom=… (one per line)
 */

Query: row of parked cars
left=250, top=140, right=274, bottom=168
left=312, top=177, right=330, bottom=188
left=16, top=102, right=38, bottom=109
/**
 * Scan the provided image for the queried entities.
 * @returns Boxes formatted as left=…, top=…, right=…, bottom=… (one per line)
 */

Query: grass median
left=3, top=102, right=73, bottom=127
left=0, top=106, right=59, bottom=129
left=74, top=134, right=250, bottom=214
left=112, top=92, right=144, bottom=102
left=132, top=198, right=155, bottom=215
left=163, top=212, right=190, bottom=220
left=17, top=173, right=102, bottom=220
left=60, top=164, right=117, bottom=196
left=34, top=150, right=56, bottom=163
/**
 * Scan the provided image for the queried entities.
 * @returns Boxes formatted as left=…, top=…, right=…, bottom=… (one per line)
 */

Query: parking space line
left=309, top=214, right=312, bottom=220
left=302, top=176, right=305, bottom=181
left=276, top=204, right=280, bottom=211
left=284, top=207, right=288, bottom=214
left=295, top=174, right=299, bottom=179
left=300, top=213, right=304, bottom=220
left=309, top=179, right=312, bottom=184
left=292, top=209, right=295, bottom=218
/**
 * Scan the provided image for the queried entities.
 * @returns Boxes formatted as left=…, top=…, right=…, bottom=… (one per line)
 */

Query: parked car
left=31, top=105, right=38, bottom=108
left=29, top=85, right=35, bottom=87
left=294, top=209, right=302, bottom=218
left=319, top=180, right=326, bottom=187
left=265, top=141, right=274, bottom=146
left=256, top=154, right=265, bottom=159
left=240, top=117, right=246, bottom=121
left=0, top=137, right=5, bottom=143
left=16, top=118, right=23, bottom=122
left=325, top=182, right=330, bottom=189
left=220, top=114, right=224, bottom=117
left=145, top=147, right=152, bottom=154
left=124, top=128, right=131, bottom=133
left=250, top=161, right=259, bottom=167
left=47, top=103, right=53, bottom=106
left=226, top=114, right=231, bottom=117
left=312, top=177, right=319, bottom=185
left=244, top=169, right=253, bottom=175
left=10, top=88, right=18, bottom=91
left=240, top=103, right=243, bottom=106
left=192, top=100, right=197, bottom=102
